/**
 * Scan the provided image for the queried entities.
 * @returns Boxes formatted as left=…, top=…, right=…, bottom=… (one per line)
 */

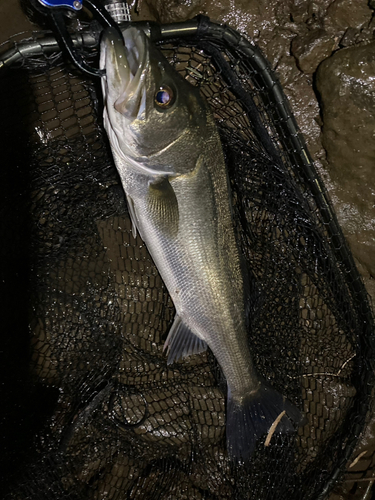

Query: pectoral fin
left=126, top=193, right=138, bottom=239
left=163, top=315, right=207, bottom=365
left=147, top=177, right=179, bottom=238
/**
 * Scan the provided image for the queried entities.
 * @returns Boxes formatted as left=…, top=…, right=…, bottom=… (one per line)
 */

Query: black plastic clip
left=29, top=0, right=124, bottom=77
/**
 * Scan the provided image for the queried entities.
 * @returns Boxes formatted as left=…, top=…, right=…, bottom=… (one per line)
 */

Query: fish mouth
left=100, top=26, right=148, bottom=121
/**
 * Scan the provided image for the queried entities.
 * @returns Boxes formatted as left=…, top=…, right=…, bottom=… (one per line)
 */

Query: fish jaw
left=100, top=27, right=148, bottom=166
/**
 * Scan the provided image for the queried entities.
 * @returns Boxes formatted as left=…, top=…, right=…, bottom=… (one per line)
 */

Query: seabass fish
left=100, top=26, right=302, bottom=460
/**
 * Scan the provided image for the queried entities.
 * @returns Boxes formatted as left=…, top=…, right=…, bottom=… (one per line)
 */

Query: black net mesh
left=1, top=23, right=374, bottom=500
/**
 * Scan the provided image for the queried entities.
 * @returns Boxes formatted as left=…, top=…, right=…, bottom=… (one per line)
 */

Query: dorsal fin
left=163, top=314, right=207, bottom=365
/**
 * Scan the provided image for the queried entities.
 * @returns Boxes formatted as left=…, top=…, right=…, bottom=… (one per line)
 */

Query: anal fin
left=163, top=315, right=207, bottom=365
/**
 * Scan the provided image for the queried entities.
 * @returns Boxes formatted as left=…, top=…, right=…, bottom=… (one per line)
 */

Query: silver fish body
left=100, top=26, right=302, bottom=460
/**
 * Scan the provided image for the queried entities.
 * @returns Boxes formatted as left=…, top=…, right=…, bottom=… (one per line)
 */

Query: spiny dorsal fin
left=163, top=314, right=207, bottom=365
left=147, top=177, right=179, bottom=238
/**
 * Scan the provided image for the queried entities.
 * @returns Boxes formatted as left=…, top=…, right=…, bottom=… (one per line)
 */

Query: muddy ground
left=1, top=1, right=375, bottom=499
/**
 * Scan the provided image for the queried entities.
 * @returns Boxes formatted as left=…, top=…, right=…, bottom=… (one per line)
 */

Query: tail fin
left=226, top=385, right=303, bottom=461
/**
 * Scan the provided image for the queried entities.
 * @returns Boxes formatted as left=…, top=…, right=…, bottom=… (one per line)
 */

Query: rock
left=316, top=42, right=375, bottom=282
left=261, top=27, right=296, bottom=69
left=339, top=27, right=361, bottom=47
left=221, top=0, right=273, bottom=38
left=325, top=0, right=372, bottom=31
left=289, top=0, right=333, bottom=26
left=143, top=0, right=206, bottom=23
left=291, top=28, right=336, bottom=73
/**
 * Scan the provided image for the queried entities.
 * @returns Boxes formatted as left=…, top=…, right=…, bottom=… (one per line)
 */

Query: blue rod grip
left=38, top=0, right=82, bottom=11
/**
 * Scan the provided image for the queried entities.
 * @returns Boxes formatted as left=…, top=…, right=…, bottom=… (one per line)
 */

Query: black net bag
left=1, top=14, right=374, bottom=500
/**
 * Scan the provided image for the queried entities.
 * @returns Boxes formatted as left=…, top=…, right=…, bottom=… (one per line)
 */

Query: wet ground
left=1, top=1, right=375, bottom=499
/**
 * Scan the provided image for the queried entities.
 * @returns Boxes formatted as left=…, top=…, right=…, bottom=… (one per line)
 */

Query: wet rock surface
left=317, top=42, right=375, bottom=300
left=291, top=27, right=335, bottom=73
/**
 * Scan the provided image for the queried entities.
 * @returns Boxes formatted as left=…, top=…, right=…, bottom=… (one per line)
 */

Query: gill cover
left=100, top=26, right=210, bottom=176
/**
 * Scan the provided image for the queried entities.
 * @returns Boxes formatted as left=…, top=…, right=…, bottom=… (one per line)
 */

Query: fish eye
left=155, top=86, right=174, bottom=108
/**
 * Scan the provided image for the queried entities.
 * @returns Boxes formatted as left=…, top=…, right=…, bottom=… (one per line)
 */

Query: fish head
left=100, top=26, right=210, bottom=176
